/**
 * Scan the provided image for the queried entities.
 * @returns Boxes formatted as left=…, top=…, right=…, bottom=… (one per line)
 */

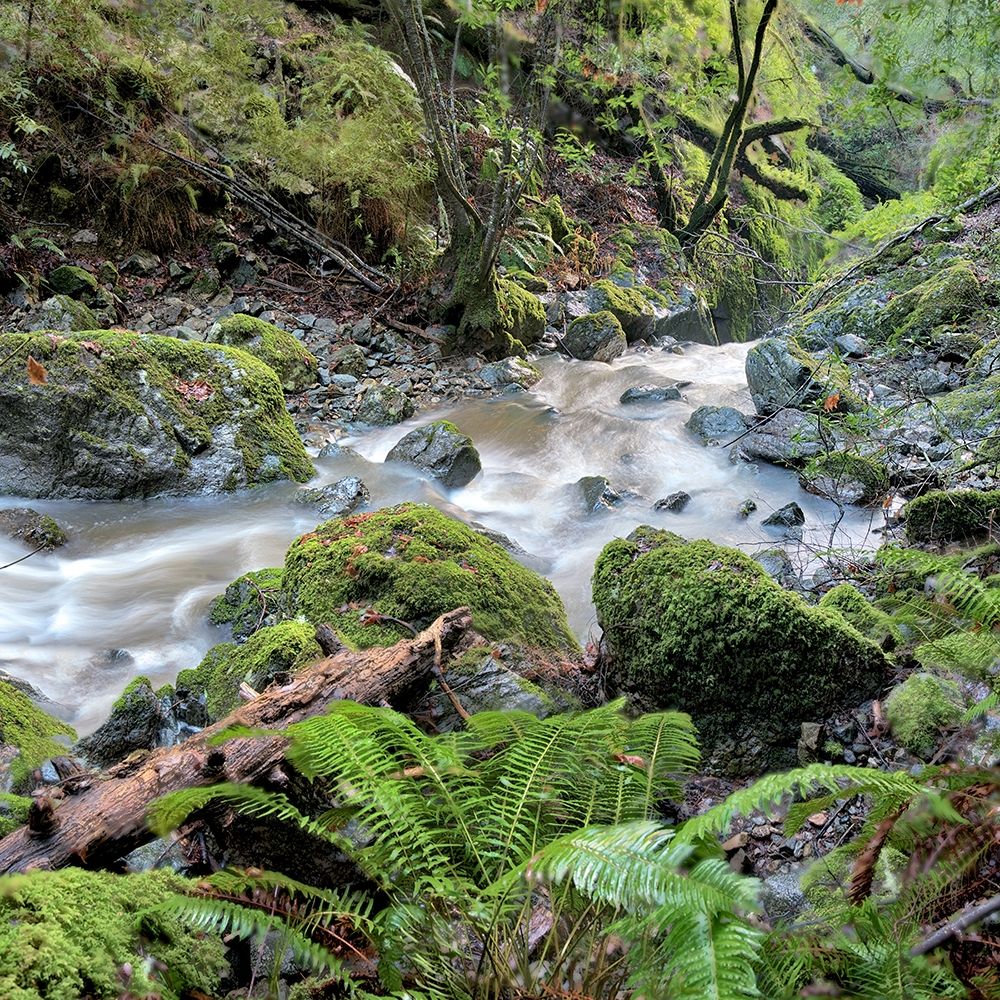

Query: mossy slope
left=0, top=330, right=314, bottom=499
left=0, top=681, right=76, bottom=791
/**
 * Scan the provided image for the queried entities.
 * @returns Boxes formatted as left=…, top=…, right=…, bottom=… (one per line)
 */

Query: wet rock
left=733, top=409, right=828, bottom=465
left=652, top=290, right=717, bottom=346
left=745, top=338, right=826, bottom=415
left=619, top=384, right=683, bottom=404
left=295, top=476, right=370, bottom=517
left=739, top=498, right=758, bottom=518
left=686, top=405, right=748, bottom=444
left=386, top=420, right=481, bottom=488
left=329, top=342, right=368, bottom=378
left=76, top=677, right=167, bottom=767
left=356, top=384, right=414, bottom=425
left=0, top=330, right=314, bottom=500
left=763, top=503, right=805, bottom=529
left=754, top=548, right=797, bottom=586
left=0, top=507, right=67, bottom=549
left=206, top=313, right=317, bottom=392
left=564, top=311, right=626, bottom=362
left=23, top=294, right=98, bottom=332
left=584, top=279, right=656, bottom=342
left=653, top=491, right=691, bottom=512
left=834, top=333, right=868, bottom=357
left=209, top=568, right=290, bottom=643
left=479, top=356, right=542, bottom=389
left=577, top=475, right=624, bottom=511
left=47, top=265, right=98, bottom=299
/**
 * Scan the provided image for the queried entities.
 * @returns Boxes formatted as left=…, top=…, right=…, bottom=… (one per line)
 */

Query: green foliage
left=281, top=503, right=578, bottom=652
left=0, top=868, right=226, bottom=1000
left=810, top=152, right=864, bottom=234
left=819, top=584, right=902, bottom=651
left=904, top=489, right=1000, bottom=545
left=154, top=701, right=715, bottom=998
left=592, top=529, right=889, bottom=758
left=885, top=673, right=964, bottom=757
left=0, top=680, right=75, bottom=790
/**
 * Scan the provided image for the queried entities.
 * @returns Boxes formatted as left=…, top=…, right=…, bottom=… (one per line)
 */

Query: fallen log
left=0, top=608, right=475, bottom=875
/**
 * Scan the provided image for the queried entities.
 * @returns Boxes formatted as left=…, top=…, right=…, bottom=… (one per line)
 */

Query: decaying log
left=0, top=608, right=475, bottom=875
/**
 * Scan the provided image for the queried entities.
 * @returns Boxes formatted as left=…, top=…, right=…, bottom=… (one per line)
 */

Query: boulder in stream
left=762, top=502, right=806, bottom=530
left=653, top=491, right=691, bottom=512
left=356, top=384, right=415, bottom=425
left=295, top=475, right=370, bottom=517
left=619, top=384, right=683, bottom=404
left=563, top=311, right=626, bottom=362
left=0, top=331, right=315, bottom=500
left=386, top=420, right=482, bottom=488
left=76, top=676, right=167, bottom=767
left=686, top=405, right=747, bottom=445
left=479, top=356, right=542, bottom=389
left=577, top=475, right=624, bottom=512
left=0, top=506, right=67, bottom=549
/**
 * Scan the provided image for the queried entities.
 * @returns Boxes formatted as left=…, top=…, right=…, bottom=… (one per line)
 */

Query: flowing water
left=0, top=342, right=887, bottom=734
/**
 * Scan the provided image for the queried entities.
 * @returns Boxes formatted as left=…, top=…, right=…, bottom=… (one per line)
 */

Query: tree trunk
left=0, top=609, right=476, bottom=875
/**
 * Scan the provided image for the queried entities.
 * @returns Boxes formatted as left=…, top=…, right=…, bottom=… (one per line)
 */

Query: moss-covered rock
left=885, top=672, right=963, bottom=757
left=385, top=419, right=482, bottom=488
left=564, top=311, right=626, bottom=362
left=178, top=619, right=321, bottom=719
left=880, top=260, right=985, bottom=346
left=800, top=452, right=889, bottom=506
left=355, top=384, right=414, bottom=425
left=24, top=295, right=98, bottom=332
left=0, top=680, right=76, bottom=791
left=592, top=529, right=889, bottom=767
left=206, top=313, right=317, bottom=392
left=904, top=489, right=1000, bottom=545
left=0, top=868, right=226, bottom=1000
left=76, top=676, right=166, bottom=767
left=209, top=566, right=290, bottom=642
left=47, top=265, right=99, bottom=299
left=586, top=279, right=655, bottom=342
left=745, top=337, right=856, bottom=415
left=282, top=503, right=578, bottom=652
left=818, top=584, right=902, bottom=651
left=454, top=273, right=547, bottom=359
left=0, top=507, right=67, bottom=549
left=0, top=793, right=30, bottom=839
left=0, top=330, right=314, bottom=499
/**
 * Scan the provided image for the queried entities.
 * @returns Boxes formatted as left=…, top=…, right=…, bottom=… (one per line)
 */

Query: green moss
left=880, top=261, right=985, bottom=346
left=809, top=152, right=864, bottom=234
left=904, top=489, right=1000, bottom=545
left=47, top=265, right=98, bottom=299
left=504, top=268, right=548, bottom=293
left=885, top=672, right=963, bottom=757
left=282, top=503, right=578, bottom=652
left=592, top=531, right=889, bottom=756
left=182, top=620, right=320, bottom=719
left=209, top=566, right=288, bottom=641
left=801, top=452, right=889, bottom=505
left=0, top=331, right=314, bottom=493
left=208, top=314, right=317, bottom=392
left=111, top=675, right=153, bottom=713
left=0, top=681, right=76, bottom=791
left=0, top=794, right=30, bottom=839
left=819, top=584, right=902, bottom=651
left=0, top=868, right=226, bottom=1000
left=588, top=279, right=654, bottom=340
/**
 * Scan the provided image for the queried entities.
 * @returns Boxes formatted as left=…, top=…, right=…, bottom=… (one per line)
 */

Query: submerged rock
left=0, top=331, right=314, bottom=500
left=592, top=528, right=889, bottom=772
left=386, top=420, right=482, bottom=488
left=564, top=311, right=626, bottom=362
left=0, top=506, right=67, bottom=549
left=619, top=384, right=683, bottom=404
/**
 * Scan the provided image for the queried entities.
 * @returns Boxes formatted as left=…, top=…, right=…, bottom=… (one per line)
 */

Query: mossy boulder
left=47, top=265, right=99, bottom=299
left=479, top=356, right=542, bottom=389
left=209, top=566, right=290, bottom=642
left=818, top=584, right=902, bottom=651
left=0, top=331, right=314, bottom=500
left=904, top=489, right=1000, bottom=545
left=586, top=279, right=655, bottom=342
left=76, top=676, right=166, bottom=767
left=178, top=619, right=321, bottom=719
left=206, top=313, right=317, bottom=392
left=24, top=295, right=98, bottom=332
left=800, top=452, right=889, bottom=506
left=455, top=276, right=546, bottom=359
left=0, top=868, right=226, bottom=1000
left=0, top=680, right=76, bottom=791
left=564, top=311, right=626, bottom=362
left=879, top=261, right=985, bottom=346
left=745, top=337, right=855, bottom=415
left=885, top=672, right=963, bottom=757
left=356, top=384, right=414, bottom=425
left=592, top=528, right=889, bottom=768
left=282, top=503, right=578, bottom=652
left=0, top=507, right=67, bottom=549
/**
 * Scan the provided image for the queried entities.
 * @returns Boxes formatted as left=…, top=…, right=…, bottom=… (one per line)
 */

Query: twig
left=910, top=893, right=1000, bottom=957
left=0, top=545, right=46, bottom=571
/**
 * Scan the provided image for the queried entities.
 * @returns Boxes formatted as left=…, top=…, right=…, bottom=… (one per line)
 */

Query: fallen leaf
left=80, top=340, right=104, bottom=356
left=823, top=392, right=841, bottom=413
left=613, top=753, right=647, bottom=769
left=27, top=356, right=47, bottom=385
left=808, top=812, right=828, bottom=827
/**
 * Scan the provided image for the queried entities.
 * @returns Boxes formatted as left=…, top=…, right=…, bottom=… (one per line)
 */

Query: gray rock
left=760, top=869, right=808, bottom=922
left=652, top=290, right=717, bottom=346
left=330, top=343, right=368, bottom=378
left=76, top=678, right=166, bottom=767
left=763, top=503, right=805, bottom=529
left=564, top=311, right=626, bottom=362
left=620, top=384, right=683, bottom=404
left=0, top=507, right=67, bottom=549
left=295, top=476, right=370, bottom=517
left=754, top=548, right=796, bottom=585
left=577, top=475, right=624, bottom=512
left=834, top=333, right=868, bottom=358
left=733, top=409, right=828, bottom=466
left=386, top=420, right=481, bottom=488
left=745, top=338, right=824, bottom=415
left=121, top=251, right=161, bottom=276
left=24, top=295, right=98, bottom=332
left=356, top=385, right=414, bottom=426
left=654, top=491, right=691, bottom=512
left=479, top=357, right=542, bottom=389
left=686, top=406, right=748, bottom=444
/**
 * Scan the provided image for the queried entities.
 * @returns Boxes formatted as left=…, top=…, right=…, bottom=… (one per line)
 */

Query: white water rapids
left=0, top=343, right=887, bottom=734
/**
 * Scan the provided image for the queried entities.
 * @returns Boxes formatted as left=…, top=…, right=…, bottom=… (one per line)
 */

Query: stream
left=0, top=342, right=887, bottom=734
